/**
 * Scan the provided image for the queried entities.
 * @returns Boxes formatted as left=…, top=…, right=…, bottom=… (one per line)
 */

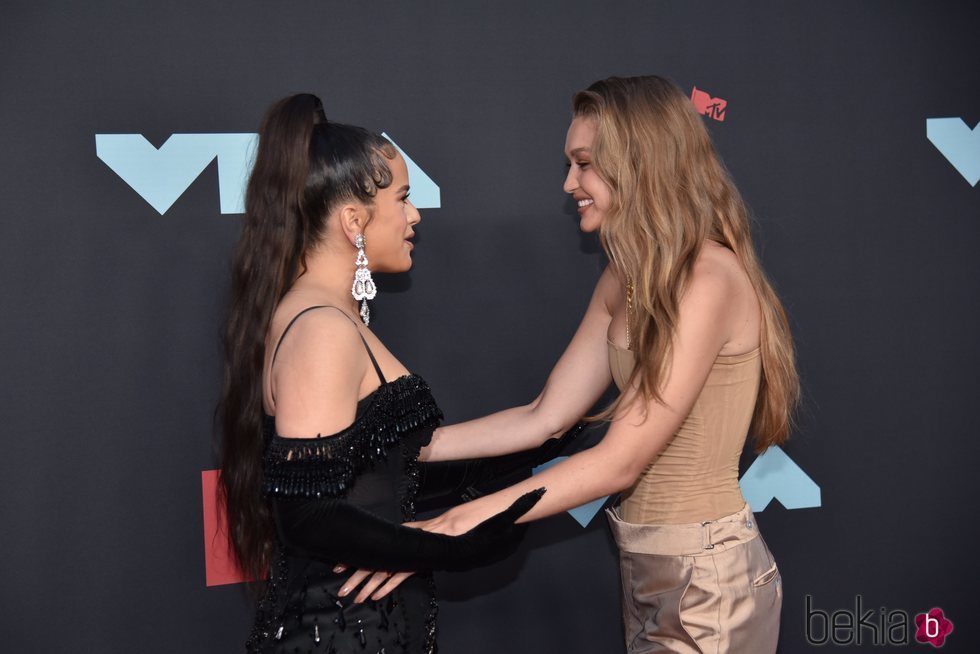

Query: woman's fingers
left=338, top=568, right=374, bottom=598
left=371, top=572, right=414, bottom=601
left=338, top=568, right=414, bottom=603
left=403, top=514, right=457, bottom=535
left=353, top=570, right=393, bottom=603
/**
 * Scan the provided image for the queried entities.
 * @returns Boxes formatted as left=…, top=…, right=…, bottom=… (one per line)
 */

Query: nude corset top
left=607, top=339, right=762, bottom=524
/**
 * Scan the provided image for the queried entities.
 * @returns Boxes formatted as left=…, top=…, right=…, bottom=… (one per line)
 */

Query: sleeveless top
left=607, top=339, right=761, bottom=525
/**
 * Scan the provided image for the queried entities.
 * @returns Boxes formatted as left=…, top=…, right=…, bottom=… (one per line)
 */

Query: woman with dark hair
left=350, top=76, right=798, bottom=653
left=218, top=93, right=542, bottom=653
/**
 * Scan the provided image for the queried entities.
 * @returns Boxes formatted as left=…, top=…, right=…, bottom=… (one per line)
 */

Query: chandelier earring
left=351, top=233, right=377, bottom=325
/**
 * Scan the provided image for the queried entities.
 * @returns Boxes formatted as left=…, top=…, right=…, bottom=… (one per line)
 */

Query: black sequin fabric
left=263, top=375, right=442, bottom=500
left=247, top=374, right=443, bottom=654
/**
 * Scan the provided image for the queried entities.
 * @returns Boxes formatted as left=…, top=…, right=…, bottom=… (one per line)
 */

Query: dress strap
left=270, top=305, right=387, bottom=389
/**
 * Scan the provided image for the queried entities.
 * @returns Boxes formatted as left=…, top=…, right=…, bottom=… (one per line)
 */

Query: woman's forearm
left=423, top=272, right=616, bottom=464
left=430, top=444, right=632, bottom=530
left=422, top=400, right=568, bottom=462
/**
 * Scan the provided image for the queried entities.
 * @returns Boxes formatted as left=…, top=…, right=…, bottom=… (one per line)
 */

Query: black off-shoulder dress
left=246, top=307, right=540, bottom=654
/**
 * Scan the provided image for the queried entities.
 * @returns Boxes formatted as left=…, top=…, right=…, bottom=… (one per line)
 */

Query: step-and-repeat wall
left=2, top=2, right=977, bottom=652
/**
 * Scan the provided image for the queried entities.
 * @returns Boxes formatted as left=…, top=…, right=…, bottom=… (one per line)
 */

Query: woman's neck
left=289, top=245, right=360, bottom=317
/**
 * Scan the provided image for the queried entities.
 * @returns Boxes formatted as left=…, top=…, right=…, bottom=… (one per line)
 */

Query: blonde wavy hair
left=577, top=76, right=798, bottom=451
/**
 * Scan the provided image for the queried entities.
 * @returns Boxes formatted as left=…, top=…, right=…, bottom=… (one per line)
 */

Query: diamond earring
left=351, top=233, right=377, bottom=325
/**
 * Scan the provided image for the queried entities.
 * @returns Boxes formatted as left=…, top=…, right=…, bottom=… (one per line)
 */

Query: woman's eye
left=577, top=161, right=590, bottom=169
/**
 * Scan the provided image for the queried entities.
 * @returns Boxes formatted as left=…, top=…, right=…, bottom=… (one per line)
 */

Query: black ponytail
left=218, top=94, right=396, bottom=583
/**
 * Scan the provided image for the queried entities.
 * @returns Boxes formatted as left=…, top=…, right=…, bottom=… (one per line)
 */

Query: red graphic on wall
left=691, top=86, right=727, bottom=122
left=201, top=469, right=252, bottom=586
left=915, top=608, right=954, bottom=648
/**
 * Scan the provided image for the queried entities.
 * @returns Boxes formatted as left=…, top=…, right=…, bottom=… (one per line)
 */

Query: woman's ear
left=337, top=203, right=368, bottom=244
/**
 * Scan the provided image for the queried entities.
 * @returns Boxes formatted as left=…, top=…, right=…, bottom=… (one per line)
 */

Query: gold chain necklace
left=625, top=277, right=635, bottom=350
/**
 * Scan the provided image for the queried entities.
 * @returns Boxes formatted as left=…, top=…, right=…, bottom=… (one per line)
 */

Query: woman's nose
left=562, top=167, right=577, bottom=194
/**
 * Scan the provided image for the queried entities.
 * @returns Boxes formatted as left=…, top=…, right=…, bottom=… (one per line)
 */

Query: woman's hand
left=401, top=505, right=485, bottom=537
left=335, top=564, right=415, bottom=603
left=337, top=502, right=500, bottom=602
left=334, top=510, right=462, bottom=603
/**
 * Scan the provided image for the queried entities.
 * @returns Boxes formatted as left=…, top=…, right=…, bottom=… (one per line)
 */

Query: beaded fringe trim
left=262, top=375, right=443, bottom=499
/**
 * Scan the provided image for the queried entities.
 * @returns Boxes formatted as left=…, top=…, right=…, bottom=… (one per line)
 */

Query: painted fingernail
left=333, top=565, right=344, bottom=573
left=339, top=586, right=350, bottom=597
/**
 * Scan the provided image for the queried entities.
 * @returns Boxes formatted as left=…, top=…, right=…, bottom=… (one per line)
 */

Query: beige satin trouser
left=606, top=504, right=782, bottom=654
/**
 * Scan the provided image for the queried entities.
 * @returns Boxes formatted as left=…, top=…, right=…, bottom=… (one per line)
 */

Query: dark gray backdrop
left=2, top=1, right=978, bottom=652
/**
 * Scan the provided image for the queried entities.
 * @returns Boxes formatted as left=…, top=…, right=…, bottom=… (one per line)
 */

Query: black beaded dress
left=246, top=307, right=536, bottom=654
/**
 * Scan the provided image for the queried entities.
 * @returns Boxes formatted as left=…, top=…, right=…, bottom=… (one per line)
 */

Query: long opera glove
left=274, top=488, right=545, bottom=572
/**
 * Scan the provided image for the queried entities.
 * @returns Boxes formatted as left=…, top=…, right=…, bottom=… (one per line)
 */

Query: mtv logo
left=690, top=86, right=727, bottom=122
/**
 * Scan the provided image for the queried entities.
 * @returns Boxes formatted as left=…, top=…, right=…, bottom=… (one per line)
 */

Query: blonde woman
left=343, top=76, right=799, bottom=653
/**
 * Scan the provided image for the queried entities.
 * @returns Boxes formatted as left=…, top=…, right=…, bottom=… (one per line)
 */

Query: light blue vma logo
left=96, top=134, right=257, bottom=214
left=381, top=133, right=441, bottom=209
left=95, top=132, right=441, bottom=214
left=926, top=118, right=980, bottom=186
left=534, top=446, right=821, bottom=528
left=738, top=445, right=821, bottom=511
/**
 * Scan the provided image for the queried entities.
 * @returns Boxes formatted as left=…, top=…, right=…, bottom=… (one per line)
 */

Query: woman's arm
left=420, top=266, right=619, bottom=462
left=345, top=257, right=744, bottom=602
left=274, top=489, right=544, bottom=572
left=414, top=260, right=739, bottom=530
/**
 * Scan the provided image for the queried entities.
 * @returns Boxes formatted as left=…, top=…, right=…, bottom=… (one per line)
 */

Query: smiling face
left=563, top=116, right=612, bottom=233
left=362, top=151, right=420, bottom=272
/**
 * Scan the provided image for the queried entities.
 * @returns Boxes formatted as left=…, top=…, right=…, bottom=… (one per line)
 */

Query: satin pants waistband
left=606, top=503, right=758, bottom=557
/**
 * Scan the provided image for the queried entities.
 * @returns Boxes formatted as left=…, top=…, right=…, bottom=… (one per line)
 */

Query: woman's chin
left=373, top=259, right=413, bottom=274
left=579, top=214, right=602, bottom=233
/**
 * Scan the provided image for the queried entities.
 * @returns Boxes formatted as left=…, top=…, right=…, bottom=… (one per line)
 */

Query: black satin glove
left=417, top=422, right=587, bottom=505
left=273, top=488, right=545, bottom=572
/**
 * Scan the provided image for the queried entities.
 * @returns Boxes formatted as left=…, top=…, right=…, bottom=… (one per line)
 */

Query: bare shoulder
left=270, top=307, right=367, bottom=438
left=271, top=306, right=363, bottom=366
left=593, top=264, right=621, bottom=314
left=685, top=243, right=740, bottom=306
left=682, top=242, right=760, bottom=353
